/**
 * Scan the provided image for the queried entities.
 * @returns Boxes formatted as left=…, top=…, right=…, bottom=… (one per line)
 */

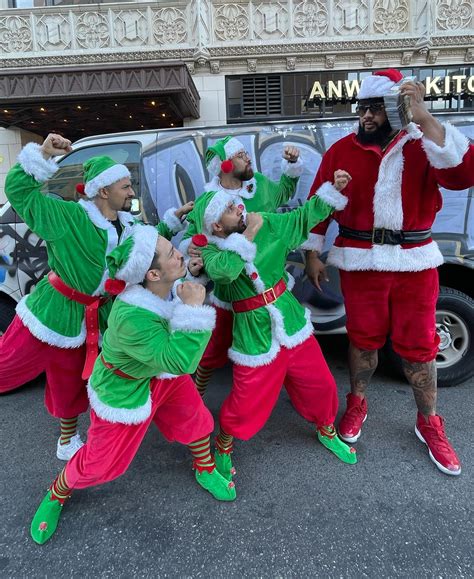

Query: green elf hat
left=188, top=189, right=240, bottom=236
left=75, top=155, right=131, bottom=199
left=104, top=224, right=158, bottom=294
left=205, top=136, right=246, bottom=176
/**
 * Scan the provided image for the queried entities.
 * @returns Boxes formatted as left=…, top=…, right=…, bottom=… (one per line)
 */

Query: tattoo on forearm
left=402, top=360, right=437, bottom=417
left=349, top=346, right=378, bottom=396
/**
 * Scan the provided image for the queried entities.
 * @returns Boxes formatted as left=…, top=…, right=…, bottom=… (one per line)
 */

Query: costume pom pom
left=192, top=234, right=208, bottom=248
left=105, top=278, right=126, bottom=295
left=221, top=159, right=234, bottom=174
left=75, top=183, right=86, bottom=195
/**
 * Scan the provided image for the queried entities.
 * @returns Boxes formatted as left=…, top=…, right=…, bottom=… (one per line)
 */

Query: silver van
left=1, top=114, right=472, bottom=386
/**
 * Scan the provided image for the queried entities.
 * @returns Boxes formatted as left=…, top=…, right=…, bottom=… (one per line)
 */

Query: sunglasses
left=356, top=103, right=385, bottom=116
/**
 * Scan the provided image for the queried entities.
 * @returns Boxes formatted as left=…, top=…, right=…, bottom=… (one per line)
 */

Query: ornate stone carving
left=325, top=54, right=336, bottom=68
left=286, top=56, right=296, bottom=70
left=333, top=0, right=369, bottom=35
left=374, top=0, right=409, bottom=34
left=153, top=7, right=187, bottom=45
left=193, top=47, right=210, bottom=67
left=210, top=59, right=220, bottom=74
left=401, top=50, right=413, bottom=64
left=247, top=58, right=257, bottom=72
left=464, top=47, right=473, bottom=62
left=75, top=12, right=109, bottom=49
left=35, top=14, right=71, bottom=52
left=186, top=61, right=195, bottom=74
left=426, top=49, right=439, bottom=64
left=293, top=0, right=328, bottom=37
left=253, top=2, right=289, bottom=39
left=0, top=15, right=32, bottom=53
left=436, top=0, right=472, bottom=31
left=213, top=4, right=249, bottom=41
left=114, top=10, right=148, bottom=47
left=363, top=53, right=374, bottom=66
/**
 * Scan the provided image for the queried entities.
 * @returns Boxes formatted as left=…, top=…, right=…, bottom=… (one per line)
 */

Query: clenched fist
left=333, top=170, right=351, bottom=191
left=188, top=257, right=204, bottom=277
left=283, top=146, right=300, bottom=164
left=177, top=281, right=206, bottom=306
left=41, top=134, right=72, bottom=159
left=175, top=201, right=195, bottom=220
left=243, top=212, right=263, bottom=241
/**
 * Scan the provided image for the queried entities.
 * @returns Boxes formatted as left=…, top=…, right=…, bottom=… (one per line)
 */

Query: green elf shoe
left=213, top=450, right=236, bottom=482
left=30, top=490, right=64, bottom=545
left=195, top=468, right=236, bottom=501
left=317, top=425, right=357, bottom=464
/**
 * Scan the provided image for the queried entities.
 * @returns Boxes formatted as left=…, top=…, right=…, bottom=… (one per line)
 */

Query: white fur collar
left=78, top=199, right=134, bottom=231
left=204, top=176, right=257, bottom=200
left=118, top=285, right=175, bottom=319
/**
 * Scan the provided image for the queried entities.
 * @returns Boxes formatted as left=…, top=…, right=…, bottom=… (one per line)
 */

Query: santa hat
left=76, top=155, right=131, bottom=199
left=187, top=189, right=237, bottom=236
left=104, top=224, right=158, bottom=294
left=205, top=136, right=246, bottom=176
left=357, top=69, right=404, bottom=100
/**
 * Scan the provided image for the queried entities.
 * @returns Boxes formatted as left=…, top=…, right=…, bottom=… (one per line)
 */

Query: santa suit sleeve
left=422, top=123, right=473, bottom=190
left=4, top=143, right=72, bottom=242
left=301, top=149, right=338, bottom=252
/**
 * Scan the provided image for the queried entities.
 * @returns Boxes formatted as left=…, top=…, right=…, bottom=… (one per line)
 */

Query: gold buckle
left=263, top=287, right=277, bottom=305
left=372, top=228, right=385, bottom=245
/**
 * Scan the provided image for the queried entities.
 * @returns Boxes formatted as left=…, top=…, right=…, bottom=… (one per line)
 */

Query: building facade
left=0, top=0, right=472, bottom=201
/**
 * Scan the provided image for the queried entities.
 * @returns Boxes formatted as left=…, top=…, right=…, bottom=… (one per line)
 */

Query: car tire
left=384, top=286, right=474, bottom=387
left=0, top=297, right=16, bottom=336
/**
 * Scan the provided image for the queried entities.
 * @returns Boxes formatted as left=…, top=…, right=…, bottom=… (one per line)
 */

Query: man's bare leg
left=401, top=359, right=437, bottom=417
left=349, top=343, right=378, bottom=397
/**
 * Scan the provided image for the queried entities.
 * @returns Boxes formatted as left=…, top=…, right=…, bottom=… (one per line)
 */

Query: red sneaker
left=338, top=393, right=367, bottom=443
left=415, top=413, right=461, bottom=476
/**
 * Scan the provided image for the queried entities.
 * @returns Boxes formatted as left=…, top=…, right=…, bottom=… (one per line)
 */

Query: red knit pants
left=0, top=315, right=88, bottom=418
left=65, top=375, right=213, bottom=489
left=219, top=336, right=338, bottom=440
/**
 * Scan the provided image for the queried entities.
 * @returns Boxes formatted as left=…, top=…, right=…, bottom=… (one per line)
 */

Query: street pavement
left=0, top=335, right=472, bottom=578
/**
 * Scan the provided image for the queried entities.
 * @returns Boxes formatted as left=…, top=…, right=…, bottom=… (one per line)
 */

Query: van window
left=41, top=142, right=141, bottom=211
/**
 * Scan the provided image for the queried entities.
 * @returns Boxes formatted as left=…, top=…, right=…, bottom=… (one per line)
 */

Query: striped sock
left=216, top=428, right=234, bottom=455
left=60, top=417, right=78, bottom=446
left=194, top=365, right=214, bottom=397
left=188, top=436, right=215, bottom=473
left=50, top=468, right=72, bottom=504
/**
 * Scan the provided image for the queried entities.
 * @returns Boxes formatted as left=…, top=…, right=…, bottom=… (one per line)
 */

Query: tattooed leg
left=402, top=359, right=437, bottom=418
left=349, top=344, right=378, bottom=398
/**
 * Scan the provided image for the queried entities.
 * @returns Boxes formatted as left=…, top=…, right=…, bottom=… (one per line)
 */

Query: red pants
left=219, top=336, right=338, bottom=440
left=199, top=306, right=233, bottom=369
left=0, top=315, right=88, bottom=418
left=65, top=375, right=213, bottom=489
left=340, top=269, right=440, bottom=363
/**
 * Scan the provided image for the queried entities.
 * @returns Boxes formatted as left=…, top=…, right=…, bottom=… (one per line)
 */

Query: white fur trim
left=316, top=182, right=348, bottom=211
left=169, top=303, right=216, bottom=332
left=118, top=284, right=175, bottom=319
left=281, top=157, right=304, bottom=178
left=163, top=207, right=185, bottom=233
left=178, top=236, right=193, bottom=257
left=328, top=241, right=444, bottom=272
left=184, top=264, right=209, bottom=286
left=204, top=175, right=255, bottom=201
left=16, top=296, right=86, bottom=347
left=84, top=164, right=130, bottom=199
left=300, top=233, right=325, bottom=253
left=208, top=233, right=257, bottom=263
left=228, top=339, right=281, bottom=367
left=209, top=293, right=233, bottom=311
left=267, top=304, right=314, bottom=349
left=116, top=225, right=158, bottom=284
left=358, top=75, right=396, bottom=100
left=286, top=272, right=295, bottom=291
left=422, top=122, right=470, bottom=170
left=17, top=142, right=58, bottom=183
left=207, top=156, right=222, bottom=177
left=244, top=262, right=266, bottom=293
left=373, top=129, right=421, bottom=230
left=87, top=381, right=151, bottom=425
left=156, top=372, right=180, bottom=379
left=224, top=138, right=245, bottom=159
left=204, top=190, right=234, bottom=232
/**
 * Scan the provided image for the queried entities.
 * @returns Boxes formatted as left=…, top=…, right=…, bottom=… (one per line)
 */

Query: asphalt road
left=0, top=336, right=472, bottom=578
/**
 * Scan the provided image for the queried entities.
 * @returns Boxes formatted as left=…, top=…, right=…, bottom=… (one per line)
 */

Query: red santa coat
left=305, top=122, right=473, bottom=272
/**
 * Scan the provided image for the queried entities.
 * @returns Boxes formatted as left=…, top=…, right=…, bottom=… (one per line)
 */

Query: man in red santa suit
left=305, top=69, right=473, bottom=476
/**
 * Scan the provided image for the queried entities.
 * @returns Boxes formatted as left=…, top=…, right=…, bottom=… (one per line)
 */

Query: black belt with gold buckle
left=339, top=226, right=432, bottom=245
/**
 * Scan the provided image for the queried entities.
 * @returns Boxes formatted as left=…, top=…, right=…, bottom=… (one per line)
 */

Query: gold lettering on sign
left=451, top=75, right=467, bottom=93
left=424, top=77, right=442, bottom=95
left=327, top=80, right=343, bottom=99
left=468, top=77, right=474, bottom=93
left=344, top=79, right=360, bottom=98
left=308, top=81, right=325, bottom=99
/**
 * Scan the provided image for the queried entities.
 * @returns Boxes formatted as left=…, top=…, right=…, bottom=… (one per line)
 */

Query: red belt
left=48, top=271, right=109, bottom=380
left=232, top=278, right=287, bottom=313
left=100, top=355, right=137, bottom=380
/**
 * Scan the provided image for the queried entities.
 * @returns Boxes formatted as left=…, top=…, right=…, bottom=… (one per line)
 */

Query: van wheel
left=0, top=297, right=16, bottom=336
left=384, top=287, right=473, bottom=387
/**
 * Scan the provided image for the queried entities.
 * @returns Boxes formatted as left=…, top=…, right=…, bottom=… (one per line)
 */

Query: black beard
left=234, top=166, right=254, bottom=182
left=357, top=119, right=394, bottom=146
